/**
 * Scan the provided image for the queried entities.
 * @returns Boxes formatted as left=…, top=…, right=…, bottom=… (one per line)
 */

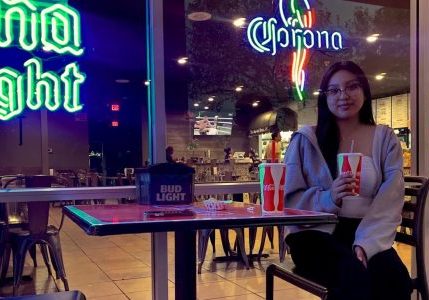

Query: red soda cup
left=259, top=163, right=286, bottom=214
left=337, top=153, right=362, bottom=195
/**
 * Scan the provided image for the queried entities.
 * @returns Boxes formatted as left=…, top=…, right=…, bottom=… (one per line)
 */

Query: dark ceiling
left=344, top=0, right=409, bottom=9
left=64, top=0, right=411, bottom=110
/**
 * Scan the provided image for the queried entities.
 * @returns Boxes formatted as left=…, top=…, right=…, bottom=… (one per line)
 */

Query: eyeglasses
left=322, top=82, right=362, bottom=98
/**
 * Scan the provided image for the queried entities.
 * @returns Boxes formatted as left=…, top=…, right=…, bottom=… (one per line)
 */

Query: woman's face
left=325, top=70, right=365, bottom=121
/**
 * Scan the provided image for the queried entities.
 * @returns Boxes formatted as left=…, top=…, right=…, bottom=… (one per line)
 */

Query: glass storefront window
left=0, top=0, right=148, bottom=185
left=164, top=0, right=411, bottom=181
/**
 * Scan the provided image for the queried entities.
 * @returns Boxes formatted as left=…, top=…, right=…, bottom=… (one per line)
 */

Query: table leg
left=151, top=232, right=168, bottom=300
left=175, top=230, right=196, bottom=300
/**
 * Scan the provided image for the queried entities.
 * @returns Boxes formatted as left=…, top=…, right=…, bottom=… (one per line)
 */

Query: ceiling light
left=144, top=80, right=150, bottom=86
left=235, top=86, right=243, bottom=92
left=233, top=17, right=246, bottom=28
left=252, top=102, right=259, bottom=107
left=188, top=12, right=212, bottom=22
left=194, top=103, right=199, bottom=107
left=177, top=57, right=188, bottom=65
left=115, top=79, right=130, bottom=84
left=204, top=106, right=209, bottom=110
left=228, top=113, right=233, bottom=116
left=313, top=91, right=320, bottom=96
left=208, top=97, right=214, bottom=102
left=375, top=72, right=386, bottom=80
left=366, top=33, right=380, bottom=43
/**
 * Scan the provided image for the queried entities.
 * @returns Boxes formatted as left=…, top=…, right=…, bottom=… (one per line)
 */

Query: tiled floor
left=0, top=206, right=413, bottom=299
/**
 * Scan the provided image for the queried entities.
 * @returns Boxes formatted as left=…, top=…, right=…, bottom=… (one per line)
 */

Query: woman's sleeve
left=354, top=129, right=404, bottom=260
left=285, top=134, right=340, bottom=214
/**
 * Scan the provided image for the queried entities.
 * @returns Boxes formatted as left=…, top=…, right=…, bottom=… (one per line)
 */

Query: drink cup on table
left=337, top=153, right=362, bottom=195
left=259, top=163, right=286, bottom=214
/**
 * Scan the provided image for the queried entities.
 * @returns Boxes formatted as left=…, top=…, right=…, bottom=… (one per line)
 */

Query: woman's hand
left=331, top=172, right=356, bottom=206
left=354, top=245, right=368, bottom=268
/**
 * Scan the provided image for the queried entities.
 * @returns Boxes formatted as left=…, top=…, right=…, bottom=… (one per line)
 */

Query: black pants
left=285, top=218, right=412, bottom=300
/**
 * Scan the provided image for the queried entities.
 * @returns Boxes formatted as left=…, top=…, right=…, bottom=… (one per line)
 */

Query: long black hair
left=315, top=61, right=376, bottom=178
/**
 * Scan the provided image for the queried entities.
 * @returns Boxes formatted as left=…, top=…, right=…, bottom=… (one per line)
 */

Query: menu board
left=391, top=94, right=409, bottom=128
left=371, top=100, right=377, bottom=120
left=376, top=97, right=392, bottom=126
left=408, top=93, right=411, bottom=128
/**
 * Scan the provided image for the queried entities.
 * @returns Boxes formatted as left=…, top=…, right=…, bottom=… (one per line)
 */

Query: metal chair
left=249, top=193, right=287, bottom=261
left=1, top=290, right=86, bottom=300
left=0, top=176, right=39, bottom=282
left=197, top=228, right=250, bottom=274
left=266, top=175, right=429, bottom=300
left=8, top=175, right=69, bottom=295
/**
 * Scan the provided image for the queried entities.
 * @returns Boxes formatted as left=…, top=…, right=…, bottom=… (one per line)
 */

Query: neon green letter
left=0, top=67, right=24, bottom=121
left=0, top=0, right=38, bottom=51
left=61, top=62, right=85, bottom=112
left=41, top=4, right=83, bottom=56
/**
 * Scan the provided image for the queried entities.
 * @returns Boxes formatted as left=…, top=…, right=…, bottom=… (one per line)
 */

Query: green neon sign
left=0, top=0, right=85, bottom=121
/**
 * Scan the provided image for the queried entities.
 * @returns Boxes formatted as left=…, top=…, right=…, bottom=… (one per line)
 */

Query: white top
left=340, top=156, right=378, bottom=218
left=285, top=125, right=404, bottom=260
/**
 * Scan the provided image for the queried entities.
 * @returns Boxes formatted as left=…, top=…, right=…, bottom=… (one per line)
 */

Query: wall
left=296, top=100, right=318, bottom=126
left=48, top=111, right=89, bottom=171
left=0, top=111, right=89, bottom=175
left=0, top=111, right=42, bottom=175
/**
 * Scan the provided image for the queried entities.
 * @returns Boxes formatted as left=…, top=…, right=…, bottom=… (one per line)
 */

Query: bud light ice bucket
left=258, top=163, right=286, bottom=214
left=135, top=163, right=195, bottom=205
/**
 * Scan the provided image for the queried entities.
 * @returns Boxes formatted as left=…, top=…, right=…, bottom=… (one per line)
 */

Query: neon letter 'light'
left=0, top=0, right=86, bottom=121
left=247, top=0, right=344, bottom=101
left=0, top=58, right=85, bottom=120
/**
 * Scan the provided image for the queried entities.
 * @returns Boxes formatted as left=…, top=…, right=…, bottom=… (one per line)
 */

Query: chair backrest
left=396, top=176, right=429, bottom=299
left=88, top=172, right=100, bottom=187
left=1, top=176, right=26, bottom=224
left=25, top=175, right=52, bottom=235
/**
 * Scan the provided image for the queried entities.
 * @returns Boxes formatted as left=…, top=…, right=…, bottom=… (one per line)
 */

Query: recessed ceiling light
left=313, top=91, right=320, bottom=96
left=375, top=72, right=386, bottom=80
left=188, top=12, right=212, bottom=21
left=366, top=33, right=380, bottom=43
left=235, top=86, right=243, bottom=92
left=208, top=97, right=214, bottom=102
left=252, top=102, right=259, bottom=107
left=194, top=103, right=199, bottom=107
left=204, top=106, right=209, bottom=110
left=233, top=17, right=246, bottom=28
left=115, top=79, right=130, bottom=83
left=177, top=57, right=188, bottom=65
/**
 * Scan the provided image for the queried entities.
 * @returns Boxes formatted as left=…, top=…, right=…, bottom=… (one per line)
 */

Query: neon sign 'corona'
left=247, top=0, right=344, bottom=101
left=0, top=0, right=85, bottom=121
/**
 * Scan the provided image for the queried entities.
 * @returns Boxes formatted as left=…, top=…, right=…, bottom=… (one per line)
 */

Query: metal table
left=63, top=203, right=337, bottom=300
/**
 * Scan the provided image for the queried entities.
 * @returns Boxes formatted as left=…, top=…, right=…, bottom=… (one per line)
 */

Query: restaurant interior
left=0, top=0, right=427, bottom=299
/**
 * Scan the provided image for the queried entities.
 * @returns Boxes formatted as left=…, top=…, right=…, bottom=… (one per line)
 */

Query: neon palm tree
left=278, top=0, right=314, bottom=101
